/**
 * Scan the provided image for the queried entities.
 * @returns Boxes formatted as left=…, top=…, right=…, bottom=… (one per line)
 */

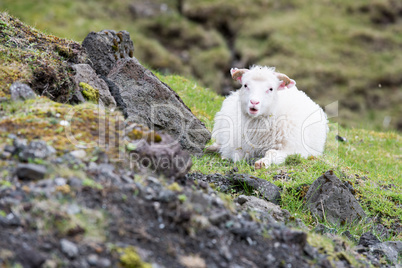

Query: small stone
left=54, top=177, right=67, bottom=186
left=209, top=211, right=230, bottom=225
left=335, top=135, right=347, bottom=142
left=0, top=151, right=12, bottom=159
left=10, top=82, right=36, bottom=101
left=358, top=232, right=380, bottom=247
left=0, top=213, right=22, bottom=227
left=19, top=140, right=55, bottom=161
left=16, top=244, right=46, bottom=268
left=97, top=258, right=111, bottom=267
left=60, top=239, right=79, bottom=259
left=3, top=145, right=15, bottom=154
left=16, top=164, right=47, bottom=181
left=87, top=254, right=99, bottom=265
left=70, top=149, right=87, bottom=159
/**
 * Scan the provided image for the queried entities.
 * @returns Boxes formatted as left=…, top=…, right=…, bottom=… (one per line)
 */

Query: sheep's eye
left=269, top=88, right=273, bottom=91
left=244, top=84, right=248, bottom=88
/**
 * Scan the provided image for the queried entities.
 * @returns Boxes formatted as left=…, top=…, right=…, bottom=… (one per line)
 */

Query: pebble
left=70, top=149, right=87, bottom=159
left=16, top=163, right=47, bottom=181
left=60, top=239, right=79, bottom=259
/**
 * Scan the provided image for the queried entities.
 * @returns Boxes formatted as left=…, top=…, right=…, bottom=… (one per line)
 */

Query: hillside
left=2, top=0, right=402, bottom=131
left=0, top=12, right=401, bottom=267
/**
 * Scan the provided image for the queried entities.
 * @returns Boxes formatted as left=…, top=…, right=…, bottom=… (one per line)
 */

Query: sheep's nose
left=250, top=100, right=260, bottom=105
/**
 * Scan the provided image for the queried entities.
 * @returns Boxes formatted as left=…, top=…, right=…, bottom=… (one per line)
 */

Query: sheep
left=208, top=66, right=328, bottom=169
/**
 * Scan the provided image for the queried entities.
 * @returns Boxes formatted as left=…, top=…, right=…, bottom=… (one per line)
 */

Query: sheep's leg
left=254, top=149, right=289, bottom=169
left=204, top=143, right=221, bottom=154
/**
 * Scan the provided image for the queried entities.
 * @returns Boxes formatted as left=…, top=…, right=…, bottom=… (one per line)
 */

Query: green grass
left=159, top=72, right=402, bottom=242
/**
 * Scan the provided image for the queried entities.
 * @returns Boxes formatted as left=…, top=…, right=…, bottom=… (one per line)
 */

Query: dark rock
left=60, top=239, right=79, bottom=259
left=231, top=174, right=281, bottom=204
left=16, top=244, right=46, bottom=268
left=82, top=30, right=134, bottom=77
left=10, top=82, right=36, bottom=101
left=107, top=58, right=211, bottom=154
left=303, top=171, right=366, bottom=225
left=358, top=232, right=381, bottom=247
left=16, top=164, right=47, bottom=181
left=3, top=145, right=15, bottom=154
left=129, top=130, right=192, bottom=179
left=341, top=230, right=358, bottom=243
left=72, top=63, right=116, bottom=107
left=0, top=213, right=22, bottom=227
left=18, top=140, right=56, bottom=162
left=336, top=135, right=347, bottom=142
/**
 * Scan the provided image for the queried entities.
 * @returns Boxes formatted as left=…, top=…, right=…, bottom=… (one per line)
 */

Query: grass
left=158, top=72, right=402, bottom=242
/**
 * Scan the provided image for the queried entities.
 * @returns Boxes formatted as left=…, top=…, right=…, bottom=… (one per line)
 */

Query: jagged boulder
left=107, top=58, right=211, bottom=154
left=82, top=30, right=135, bottom=77
left=304, top=170, right=366, bottom=225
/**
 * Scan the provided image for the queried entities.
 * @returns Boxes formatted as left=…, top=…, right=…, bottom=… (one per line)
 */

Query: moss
left=128, top=127, right=162, bottom=143
left=79, top=82, right=99, bottom=103
left=0, top=12, right=86, bottom=102
left=167, top=182, right=183, bottom=192
left=118, top=247, right=152, bottom=268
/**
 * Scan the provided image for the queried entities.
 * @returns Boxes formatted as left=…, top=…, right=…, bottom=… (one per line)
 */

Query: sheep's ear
left=275, top=72, right=296, bottom=90
left=230, top=68, right=248, bottom=83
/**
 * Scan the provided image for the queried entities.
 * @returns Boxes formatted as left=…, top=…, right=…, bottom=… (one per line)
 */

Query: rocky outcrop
left=107, top=58, right=211, bottom=154
left=304, top=170, right=366, bottom=226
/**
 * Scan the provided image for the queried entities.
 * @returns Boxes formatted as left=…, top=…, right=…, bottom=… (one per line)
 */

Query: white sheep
left=208, top=66, right=328, bottom=169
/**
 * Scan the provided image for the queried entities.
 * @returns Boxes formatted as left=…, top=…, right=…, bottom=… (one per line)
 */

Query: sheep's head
left=231, top=66, right=296, bottom=117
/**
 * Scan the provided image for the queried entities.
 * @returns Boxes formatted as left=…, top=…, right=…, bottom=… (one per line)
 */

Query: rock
left=82, top=30, right=134, bottom=77
left=60, top=239, right=79, bottom=259
left=0, top=213, right=22, bottom=227
left=209, top=211, right=230, bottom=225
left=370, top=241, right=401, bottom=265
left=235, top=195, right=289, bottom=223
left=72, top=63, right=116, bottom=107
left=231, top=174, right=281, bottom=204
left=129, top=130, right=192, bottom=179
left=107, top=58, right=211, bottom=154
left=16, top=164, right=47, bottom=181
left=341, top=230, right=358, bottom=244
left=303, top=171, right=366, bottom=226
left=16, top=244, right=46, bottom=268
left=358, top=232, right=380, bottom=247
left=10, top=82, right=36, bottom=101
left=69, top=149, right=87, bottom=159
left=19, top=140, right=56, bottom=162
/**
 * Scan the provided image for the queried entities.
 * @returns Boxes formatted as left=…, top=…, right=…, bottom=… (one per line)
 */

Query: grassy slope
left=2, top=0, right=402, bottom=131
left=159, top=73, right=401, bottom=241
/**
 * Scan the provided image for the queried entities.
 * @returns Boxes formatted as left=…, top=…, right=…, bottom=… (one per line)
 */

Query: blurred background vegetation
left=2, top=0, right=402, bottom=131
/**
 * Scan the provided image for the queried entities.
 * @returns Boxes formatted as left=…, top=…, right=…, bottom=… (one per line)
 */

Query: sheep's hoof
left=254, top=160, right=265, bottom=170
